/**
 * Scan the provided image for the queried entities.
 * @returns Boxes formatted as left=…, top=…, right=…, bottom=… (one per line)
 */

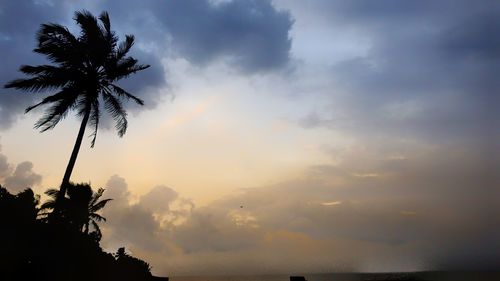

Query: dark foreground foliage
left=0, top=185, right=158, bottom=281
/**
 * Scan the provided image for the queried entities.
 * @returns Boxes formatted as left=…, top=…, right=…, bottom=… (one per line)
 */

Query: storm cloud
left=0, top=1, right=166, bottom=130
left=0, top=1, right=158, bottom=129
left=2, top=0, right=292, bottom=129
left=289, top=0, right=499, bottom=144
left=0, top=0, right=66, bottom=129
left=148, top=0, right=293, bottom=72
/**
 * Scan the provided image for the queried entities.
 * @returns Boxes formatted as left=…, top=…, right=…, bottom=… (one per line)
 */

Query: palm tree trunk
left=59, top=108, right=91, bottom=199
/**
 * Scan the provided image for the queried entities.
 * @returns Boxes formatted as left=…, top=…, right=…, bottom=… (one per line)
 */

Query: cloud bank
left=99, top=142, right=499, bottom=275
left=288, top=0, right=499, bottom=144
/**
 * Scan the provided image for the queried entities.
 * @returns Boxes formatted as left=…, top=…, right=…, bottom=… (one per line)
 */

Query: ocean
left=170, top=271, right=500, bottom=281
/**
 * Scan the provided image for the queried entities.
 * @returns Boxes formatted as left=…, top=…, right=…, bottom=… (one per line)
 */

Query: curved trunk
left=59, top=108, right=91, bottom=200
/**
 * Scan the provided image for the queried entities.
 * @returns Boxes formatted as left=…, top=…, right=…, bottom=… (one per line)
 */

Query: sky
left=0, top=0, right=499, bottom=276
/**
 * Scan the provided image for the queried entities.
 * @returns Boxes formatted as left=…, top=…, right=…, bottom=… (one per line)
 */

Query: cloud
left=139, top=185, right=178, bottom=213
left=0, top=138, right=42, bottom=193
left=148, top=0, right=293, bottom=72
left=1, top=0, right=292, bottom=130
left=0, top=140, right=42, bottom=193
left=101, top=175, right=192, bottom=256
left=0, top=1, right=167, bottom=130
left=287, top=0, right=499, bottom=143
left=0, top=153, right=10, bottom=178
left=2, top=161, right=42, bottom=193
left=97, top=139, right=499, bottom=274
left=99, top=0, right=293, bottom=72
left=2, top=0, right=497, bottom=275
left=101, top=175, right=163, bottom=252
left=164, top=142, right=499, bottom=273
left=103, top=175, right=130, bottom=208
left=173, top=204, right=263, bottom=254
left=0, top=0, right=67, bottom=129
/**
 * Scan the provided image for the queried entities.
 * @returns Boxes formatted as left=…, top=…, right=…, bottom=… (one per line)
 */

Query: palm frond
left=34, top=23, right=81, bottom=66
left=99, top=11, right=111, bottom=34
left=90, top=220, right=102, bottom=238
left=4, top=72, right=72, bottom=93
left=90, top=213, right=106, bottom=222
left=40, top=189, right=60, bottom=211
left=90, top=198, right=112, bottom=213
left=39, top=202, right=58, bottom=212
left=110, top=84, right=144, bottom=105
left=99, top=11, right=118, bottom=53
left=89, top=188, right=105, bottom=206
left=36, top=23, right=77, bottom=45
left=74, top=10, right=100, bottom=41
left=45, top=188, right=61, bottom=198
left=33, top=90, right=79, bottom=132
left=103, top=92, right=128, bottom=137
left=108, top=57, right=150, bottom=81
left=25, top=87, right=76, bottom=113
left=89, top=99, right=100, bottom=147
left=75, top=10, right=113, bottom=67
left=19, top=65, right=66, bottom=76
left=116, top=35, right=135, bottom=61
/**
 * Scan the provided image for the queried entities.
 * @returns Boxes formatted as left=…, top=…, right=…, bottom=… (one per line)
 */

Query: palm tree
left=40, top=183, right=111, bottom=239
left=4, top=10, right=149, bottom=199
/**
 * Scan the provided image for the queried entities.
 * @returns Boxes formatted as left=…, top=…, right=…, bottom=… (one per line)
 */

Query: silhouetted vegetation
left=4, top=10, right=149, bottom=201
left=40, top=183, right=111, bottom=240
left=115, top=247, right=154, bottom=281
left=0, top=184, right=159, bottom=281
left=0, top=9, right=165, bottom=281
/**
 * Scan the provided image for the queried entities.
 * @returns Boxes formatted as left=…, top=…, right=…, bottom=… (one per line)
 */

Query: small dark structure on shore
left=290, top=276, right=307, bottom=281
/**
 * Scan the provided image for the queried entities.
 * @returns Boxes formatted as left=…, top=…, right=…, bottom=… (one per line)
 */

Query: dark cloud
left=115, top=49, right=167, bottom=110
left=100, top=0, right=293, bottom=72
left=294, top=0, right=499, bottom=144
left=0, top=0, right=167, bottom=130
left=0, top=0, right=66, bottom=129
left=149, top=0, right=293, bottom=72
left=1, top=0, right=292, bottom=130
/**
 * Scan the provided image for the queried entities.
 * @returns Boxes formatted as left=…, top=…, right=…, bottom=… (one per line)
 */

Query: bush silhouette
left=115, top=247, right=153, bottom=281
left=0, top=185, right=159, bottom=281
left=1, top=9, right=163, bottom=281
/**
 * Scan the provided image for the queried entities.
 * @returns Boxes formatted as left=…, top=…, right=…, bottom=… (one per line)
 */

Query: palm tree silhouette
left=4, top=10, right=149, bottom=200
left=40, top=183, right=111, bottom=239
